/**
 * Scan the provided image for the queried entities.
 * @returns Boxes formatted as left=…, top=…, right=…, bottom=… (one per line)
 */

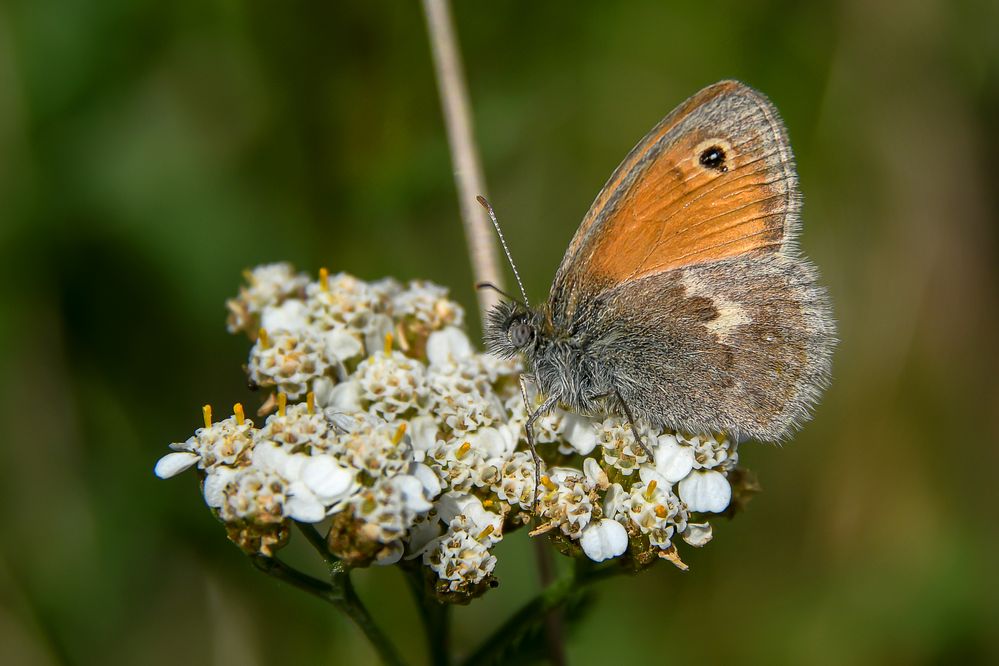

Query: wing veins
left=620, top=158, right=785, bottom=281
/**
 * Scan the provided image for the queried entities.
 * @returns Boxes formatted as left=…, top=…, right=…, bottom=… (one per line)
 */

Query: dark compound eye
left=699, top=145, right=727, bottom=172
left=509, top=321, right=534, bottom=348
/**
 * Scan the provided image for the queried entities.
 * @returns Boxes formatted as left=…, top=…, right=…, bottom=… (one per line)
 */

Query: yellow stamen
left=482, top=499, right=494, bottom=508
left=644, top=479, right=658, bottom=500
left=383, top=331, right=394, bottom=355
left=278, top=393, right=287, bottom=417
left=319, top=267, right=330, bottom=291
left=392, top=422, right=408, bottom=445
left=540, top=475, right=557, bottom=491
left=258, top=328, right=271, bottom=349
left=476, top=524, right=495, bottom=540
left=202, top=404, right=212, bottom=429
left=306, top=391, right=315, bottom=415
left=654, top=504, right=668, bottom=519
left=456, top=442, right=471, bottom=459
left=233, top=403, right=245, bottom=425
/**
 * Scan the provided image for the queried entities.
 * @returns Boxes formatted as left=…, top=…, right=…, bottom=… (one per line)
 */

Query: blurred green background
left=2, top=1, right=998, bottom=664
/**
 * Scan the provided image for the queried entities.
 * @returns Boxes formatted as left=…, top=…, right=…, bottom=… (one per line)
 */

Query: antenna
left=475, top=281, right=520, bottom=303
left=476, top=195, right=530, bottom=306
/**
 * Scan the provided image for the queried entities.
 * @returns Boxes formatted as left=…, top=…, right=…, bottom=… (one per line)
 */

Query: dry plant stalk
left=420, top=0, right=502, bottom=319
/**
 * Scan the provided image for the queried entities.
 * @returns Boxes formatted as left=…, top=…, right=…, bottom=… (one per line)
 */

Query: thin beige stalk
left=420, top=0, right=503, bottom=321
left=421, top=4, right=567, bottom=665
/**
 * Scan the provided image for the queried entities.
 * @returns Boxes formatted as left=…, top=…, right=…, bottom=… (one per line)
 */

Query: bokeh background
left=2, top=1, right=998, bottom=664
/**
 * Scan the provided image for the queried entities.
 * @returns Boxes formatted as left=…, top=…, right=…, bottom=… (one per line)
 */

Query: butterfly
left=482, top=80, right=835, bottom=457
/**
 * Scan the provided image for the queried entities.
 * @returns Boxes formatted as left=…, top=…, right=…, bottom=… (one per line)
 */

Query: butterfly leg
left=518, top=375, right=541, bottom=511
left=615, top=390, right=655, bottom=459
left=520, top=375, right=558, bottom=514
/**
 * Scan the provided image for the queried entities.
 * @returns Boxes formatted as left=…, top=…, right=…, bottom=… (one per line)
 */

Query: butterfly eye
left=509, top=321, right=534, bottom=348
left=699, top=145, right=727, bottom=172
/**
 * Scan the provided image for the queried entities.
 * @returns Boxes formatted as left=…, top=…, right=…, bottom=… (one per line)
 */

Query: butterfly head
left=483, top=299, right=546, bottom=360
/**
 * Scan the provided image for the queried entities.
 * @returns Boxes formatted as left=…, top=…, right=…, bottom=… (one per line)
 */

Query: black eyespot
left=509, top=321, right=534, bottom=348
left=699, top=146, right=727, bottom=172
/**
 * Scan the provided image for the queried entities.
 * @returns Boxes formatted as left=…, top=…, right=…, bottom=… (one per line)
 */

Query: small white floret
left=409, top=463, right=442, bottom=499
left=470, top=427, right=513, bottom=460
left=678, top=470, right=732, bottom=513
left=638, top=465, right=670, bottom=490
left=261, top=299, right=309, bottom=334
left=426, top=327, right=473, bottom=366
left=323, top=380, right=363, bottom=413
left=323, top=330, right=363, bottom=362
left=405, top=517, right=443, bottom=558
left=580, top=519, right=628, bottom=562
left=284, top=486, right=327, bottom=523
left=654, top=434, right=695, bottom=483
left=561, top=414, right=598, bottom=455
left=583, top=457, right=608, bottom=489
left=602, top=483, right=627, bottom=521
left=435, top=491, right=482, bottom=525
left=407, top=416, right=440, bottom=462
left=300, top=455, right=357, bottom=504
left=154, top=452, right=199, bottom=479
left=682, top=522, right=714, bottom=547
left=391, top=474, right=434, bottom=514
left=363, top=314, right=394, bottom=356
left=202, top=467, right=238, bottom=508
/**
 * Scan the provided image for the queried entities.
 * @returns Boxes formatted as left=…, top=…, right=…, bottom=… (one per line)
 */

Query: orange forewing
left=587, top=133, right=788, bottom=281
left=555, top=81, right=797, bottom=288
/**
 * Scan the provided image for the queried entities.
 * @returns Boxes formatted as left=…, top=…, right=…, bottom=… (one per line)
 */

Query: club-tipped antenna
left=476, top=195, right=529, bottom=306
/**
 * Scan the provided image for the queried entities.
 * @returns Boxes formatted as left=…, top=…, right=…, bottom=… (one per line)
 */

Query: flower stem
left=420, top=0, right=503, bottom=320
left=296, top=521, right=339, bottom=571
left=252, top=555, right=406, bottom=666
left=459, top=559, right=627, bottom=666
left=532, top=538, right=567, bottom=666
left=404, top=566, right=451, bottom=666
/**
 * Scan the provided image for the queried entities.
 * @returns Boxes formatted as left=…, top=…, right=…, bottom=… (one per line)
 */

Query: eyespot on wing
left=553, top=80, right=799, bottom=296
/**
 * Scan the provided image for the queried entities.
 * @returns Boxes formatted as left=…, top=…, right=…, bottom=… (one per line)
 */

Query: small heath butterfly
left=481, top=80, right=835, bottom=455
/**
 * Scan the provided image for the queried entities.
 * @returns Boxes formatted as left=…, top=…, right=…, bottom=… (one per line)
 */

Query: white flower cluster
left=157, top=264, right=752, bottom=600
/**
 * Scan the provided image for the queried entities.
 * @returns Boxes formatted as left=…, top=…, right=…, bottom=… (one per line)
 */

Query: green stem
left=295, top=521, right=340, bottom=572
left=532, top=538, right=567, bottom=666
left=404, top=566, right=450, bottom=666
left=460, top=559, right=626, bottom=666
left=252, top=555, right=406, bottom=666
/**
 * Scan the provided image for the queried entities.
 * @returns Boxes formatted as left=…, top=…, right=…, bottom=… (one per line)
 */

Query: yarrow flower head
left=157, top=262, right=759, bottom=601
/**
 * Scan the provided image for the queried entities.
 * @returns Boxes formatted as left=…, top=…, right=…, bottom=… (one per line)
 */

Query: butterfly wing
left=581, top=252, right=834, bottom=441
left=543, top=81, right=833, bottom=441
left=550, top=80, right=800, bottom=311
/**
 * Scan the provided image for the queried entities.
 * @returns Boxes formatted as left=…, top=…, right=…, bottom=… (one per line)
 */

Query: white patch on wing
left=679, top=273, right=750, bottom=342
